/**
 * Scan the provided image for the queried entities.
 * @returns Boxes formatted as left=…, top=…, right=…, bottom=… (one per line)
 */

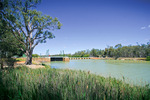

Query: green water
left=50, top=60, right=150, bottom=86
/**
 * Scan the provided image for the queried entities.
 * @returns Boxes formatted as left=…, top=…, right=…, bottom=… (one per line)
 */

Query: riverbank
left=92, top=57, right=146, bottom=61
left=0, top=57, right=145, bottom=68
left=69, top=57, right=146, bottom=61
left=117, top=57, right=146, bottom=61
left=0, top=66, right=149, bottom=100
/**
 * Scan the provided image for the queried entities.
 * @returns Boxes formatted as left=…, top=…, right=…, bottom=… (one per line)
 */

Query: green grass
left=105, top=60, right=150, bottom=64
left=16, top=58, right=25, bottom=61
left=0, top=67, right=150, bottom=100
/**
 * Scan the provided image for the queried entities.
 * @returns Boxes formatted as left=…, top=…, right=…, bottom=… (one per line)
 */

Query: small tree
left=90, top=48, right=98, bottom=57
left=2, top=0, right=62, bottom=64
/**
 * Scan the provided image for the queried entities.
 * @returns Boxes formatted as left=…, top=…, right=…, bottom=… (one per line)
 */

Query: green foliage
left=42, top=63, right=50, bottom=68
left=72, top=55, right=81, bottom=57
left=83, top=54, right=89, bottom=57
left=67, top=54, right=72, bottom=57
left=0, top=29, right=25, bottom=58
left=0, top=67, right=149, bottom=100
left=72, top=50, right=90, bottom=57
left=115, top=44, right=122, bottom=49
left=71, top=42, right=150, bottom=58
left=146, top=56, right=150, bottom=61
left=0, top=0, right=25, bottom=58
left=16, top=58, right=25, bottom=61
left=32, top=54, right=39, bottom=57
left=90, top=48, right=99, bottom=57
left=0, top=58, right=16, bottom=69
left=1, top=0, right=62, bottom=64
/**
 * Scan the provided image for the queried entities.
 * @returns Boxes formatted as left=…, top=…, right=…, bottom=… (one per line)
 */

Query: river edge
left=0, top=66, right=150, bottom=99
left=89, top=57, right=146, bottom=61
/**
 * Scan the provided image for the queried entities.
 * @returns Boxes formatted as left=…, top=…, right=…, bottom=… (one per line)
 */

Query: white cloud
left=141, top=27, right=146, bottom=30
left=148, top=25, right=150, bottom=28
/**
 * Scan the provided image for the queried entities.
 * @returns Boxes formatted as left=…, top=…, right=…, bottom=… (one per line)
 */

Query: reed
left=0, top=66, right=149, bottom=100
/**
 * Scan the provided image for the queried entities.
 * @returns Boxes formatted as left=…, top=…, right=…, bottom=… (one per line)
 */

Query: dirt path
left=25, top=65, right=45, bottom=69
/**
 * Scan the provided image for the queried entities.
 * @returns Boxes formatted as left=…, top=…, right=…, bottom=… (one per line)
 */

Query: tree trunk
left=0, top=59, right=4, bottom=69
left=0, top=52, right=4, bottom=69
left=25, top=49, right=33, bottom=65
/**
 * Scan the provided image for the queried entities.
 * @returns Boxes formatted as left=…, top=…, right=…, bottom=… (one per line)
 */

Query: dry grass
left=25, top=65, right=45, bottom=69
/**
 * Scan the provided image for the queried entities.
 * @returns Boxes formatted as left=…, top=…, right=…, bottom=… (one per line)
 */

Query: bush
left=42, top=63, right=51, bottom=69
left=16, top=58, right=25, bottom=61
left=32, top=54, right=39, bottom=57
left=83, top=54, right=89, bottom=57
left=72, top=55, right=81, bottom=57
left=0, top=58, right=16, bottom=69
left=146, top=56, right=150, bottom=61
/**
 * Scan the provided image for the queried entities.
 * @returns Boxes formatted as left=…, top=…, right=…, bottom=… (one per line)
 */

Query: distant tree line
left=65, top=42, right=150, bottom=58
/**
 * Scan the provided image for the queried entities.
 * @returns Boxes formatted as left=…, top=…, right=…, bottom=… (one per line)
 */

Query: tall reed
left=0, top=66, right=149, bottom=100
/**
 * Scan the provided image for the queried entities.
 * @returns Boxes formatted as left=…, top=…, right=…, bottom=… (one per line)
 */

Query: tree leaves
left=1, top=0, right=62, bottom=64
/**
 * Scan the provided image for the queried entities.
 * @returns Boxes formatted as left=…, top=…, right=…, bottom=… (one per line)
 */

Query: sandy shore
left=25, top=64, right=45, bottom=69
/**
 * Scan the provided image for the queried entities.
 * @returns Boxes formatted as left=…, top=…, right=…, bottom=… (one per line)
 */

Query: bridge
left=50, top=57, right=69, bottom=61
left=50, top=57, right=96, bottom=61
left=33, top=56, right=101, bottom=62
left=50, top=57, right=97, bottom=61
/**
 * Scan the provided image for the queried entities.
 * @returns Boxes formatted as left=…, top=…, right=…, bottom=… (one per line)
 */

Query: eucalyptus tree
left=90, top=48, right=99, bottom=57
left=2, top=0, right=62, bottom=64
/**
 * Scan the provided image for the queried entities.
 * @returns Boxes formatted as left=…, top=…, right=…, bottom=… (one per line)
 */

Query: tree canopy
left=1, top=0, right=62, bottom=64
left=0, top=29, right=25, bottom=58
left=0, top=0, right=25, bottom=59
left=67, top=42, right=150, bottom=58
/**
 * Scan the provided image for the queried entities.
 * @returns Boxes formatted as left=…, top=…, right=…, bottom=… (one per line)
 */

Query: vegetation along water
left=0, top=0, right=150, bottom=99
left=50, top=59, right=150, bottom=86
left=0, top=66, right=150, bottom=100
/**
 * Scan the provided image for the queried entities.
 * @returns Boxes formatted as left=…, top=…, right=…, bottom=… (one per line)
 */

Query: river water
left=50, top=59, right=150, bottom=86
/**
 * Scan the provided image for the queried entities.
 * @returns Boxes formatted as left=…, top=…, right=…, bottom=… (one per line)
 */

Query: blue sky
left=33, top=0, right=150, bottom=55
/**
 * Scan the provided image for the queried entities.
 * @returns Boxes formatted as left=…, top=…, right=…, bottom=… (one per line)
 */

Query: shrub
left=16, top=58, right=25, bottom=61
left=146, top=56, right=150, bottom=61
left=32, top=54, right=39, bottom=57
left=42, top=63, right=51, bottom=68
left=83, top=54, right=90, bottom=57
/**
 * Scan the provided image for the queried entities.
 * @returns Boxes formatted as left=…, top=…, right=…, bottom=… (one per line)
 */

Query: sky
left=33, top=0, right=150, bottom=55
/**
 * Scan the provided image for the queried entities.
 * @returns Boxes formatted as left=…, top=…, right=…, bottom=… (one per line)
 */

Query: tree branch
left=32, top=24, right=51, bottom=40
left=20, top=27, right=27, bottom=37
left=10, top=29, right=26, bottom=47
left=23, top=14, right=29, bottom=35
left=6, top=21, right=26, bottom=42
left=32, top=40, right=40, bottom=49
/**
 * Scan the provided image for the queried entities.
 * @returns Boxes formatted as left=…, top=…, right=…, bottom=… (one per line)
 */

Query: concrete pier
left=69, top=57, right=103, bottom=60
left=69, top=57, right=91, bottom=60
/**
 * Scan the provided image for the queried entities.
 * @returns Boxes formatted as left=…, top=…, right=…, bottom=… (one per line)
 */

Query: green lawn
left=0, top=66, right=150, bottom=100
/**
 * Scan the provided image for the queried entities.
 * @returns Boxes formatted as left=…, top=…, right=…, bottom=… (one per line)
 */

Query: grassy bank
left=0, top=67, right=150, bottom=100
left=105, top=59, right=150, bottom=64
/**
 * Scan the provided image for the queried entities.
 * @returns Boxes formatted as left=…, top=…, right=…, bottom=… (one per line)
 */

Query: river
left=50, top=59, right=150, bottom=86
